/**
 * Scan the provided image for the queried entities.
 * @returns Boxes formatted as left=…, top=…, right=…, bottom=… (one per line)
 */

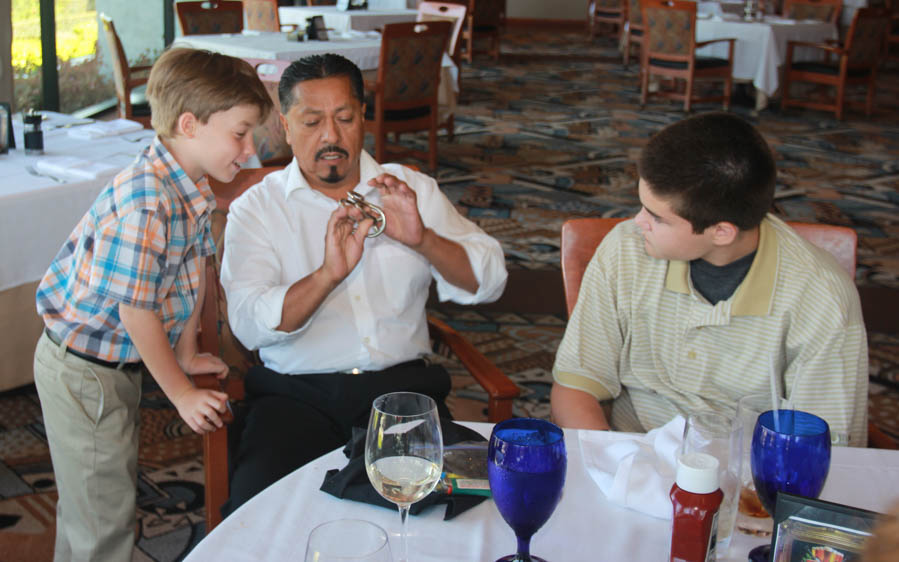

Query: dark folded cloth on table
left=320, top=418, right=489, bottom=520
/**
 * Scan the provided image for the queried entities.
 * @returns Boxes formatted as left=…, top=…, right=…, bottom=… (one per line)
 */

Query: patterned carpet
left=1, top=28, right=898, bottom=561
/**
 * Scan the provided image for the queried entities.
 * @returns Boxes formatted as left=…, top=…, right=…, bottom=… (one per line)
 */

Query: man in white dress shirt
left=219, top=54, right=507, bottom=514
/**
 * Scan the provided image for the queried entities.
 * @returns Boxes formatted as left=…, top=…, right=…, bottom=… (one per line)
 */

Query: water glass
left=304, top=519, right=392, bottom=562
left=734, top=393, right=788, bottom=537
left=680, top=412, right=742, bottom=552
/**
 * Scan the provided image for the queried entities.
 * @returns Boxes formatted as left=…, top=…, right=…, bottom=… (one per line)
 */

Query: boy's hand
left=173, top=387, right=229, bottom=434
left=179, top=351, right=229, bottom=380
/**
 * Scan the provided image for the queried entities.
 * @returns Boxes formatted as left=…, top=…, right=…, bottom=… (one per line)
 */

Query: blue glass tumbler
left=748, top=409, right=831, bottom=561
left=487, top=418, right=567, bottom=562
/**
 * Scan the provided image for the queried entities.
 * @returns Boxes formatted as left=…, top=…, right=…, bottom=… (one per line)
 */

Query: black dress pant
left=221, top=360, right=452, bottom=517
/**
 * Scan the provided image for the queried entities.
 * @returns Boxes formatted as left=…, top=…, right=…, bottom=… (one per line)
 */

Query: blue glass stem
left=516, top=534, right=532, bottom=561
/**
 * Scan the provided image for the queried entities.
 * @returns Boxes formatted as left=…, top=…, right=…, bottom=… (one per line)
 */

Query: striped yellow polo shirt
left=552, top=214, right=868, bottom=446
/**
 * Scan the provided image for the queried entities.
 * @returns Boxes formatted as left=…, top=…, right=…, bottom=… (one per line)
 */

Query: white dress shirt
left=221, top=151, right=508, bottom=374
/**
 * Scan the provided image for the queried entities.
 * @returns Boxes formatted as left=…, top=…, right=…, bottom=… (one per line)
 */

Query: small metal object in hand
left=339, top=190, right=386, bottom=238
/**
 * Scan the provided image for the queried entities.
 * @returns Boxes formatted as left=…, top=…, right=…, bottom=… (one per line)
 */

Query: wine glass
left=748, top=409, right=832, bottom=561
left=487, top=418, right=567, bottom=562
left=304, top=519, right=392, bottom=562
left=364, top=392, right=443, bottom=562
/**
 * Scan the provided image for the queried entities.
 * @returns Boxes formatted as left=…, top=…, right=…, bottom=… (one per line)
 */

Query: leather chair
left=244, top=0, right=298, bottom=32
left=782, top=0, right=842, bottom=24
left=588, top=0, right=627, bottom=42
left=363, top=20, right=453, bottom=171
left=100, top=14, right=152, bottom=128
left=240, top=58, right=293, bottom=166
left=640, top=0, right=735, bottom=112
left=560, top=217, right=897, bottom=450
left=417, top=1, right=469, bottom=140
left=781, top=8, right=889, bottom=121
left=176, top=1, right=244, bottom=35
left=195, top=166, right=520, bottom=531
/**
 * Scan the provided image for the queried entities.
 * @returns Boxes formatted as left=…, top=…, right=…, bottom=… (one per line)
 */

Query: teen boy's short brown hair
left=147, top=48, right=273, bottom=139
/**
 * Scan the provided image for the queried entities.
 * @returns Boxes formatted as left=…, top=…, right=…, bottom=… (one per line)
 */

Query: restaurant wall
left=0, top=0, right=12, bottom=108
left=507, top=0, right=585, bottom=20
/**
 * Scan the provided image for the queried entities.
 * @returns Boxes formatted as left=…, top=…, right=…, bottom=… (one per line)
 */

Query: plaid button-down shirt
left=36, top=136, right=216, bottom=363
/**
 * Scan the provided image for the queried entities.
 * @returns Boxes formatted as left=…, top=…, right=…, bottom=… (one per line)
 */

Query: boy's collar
left=151, top=136, right=215, bottom=218
left=665, top=216, right=777, bottom=316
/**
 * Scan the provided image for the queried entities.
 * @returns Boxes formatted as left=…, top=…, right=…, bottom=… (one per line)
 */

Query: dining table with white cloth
left=0, top=113, right=157, bottom=391
left=695, top=15, right=836, bottom=110
left=278, top=6, right=418, bottom=33
left=184, top=421, right=899, bottom=561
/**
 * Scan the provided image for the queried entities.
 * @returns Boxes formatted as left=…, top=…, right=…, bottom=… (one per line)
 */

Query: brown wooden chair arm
left=427, top=314, right=519, bottom=422
left=868, top=422, right=898, bottom=450
left=695, top=37, right=736, bottom=48
left=129, top=64, right=154, bottom=74
left=787, top=40, right=843, bottom=53
left=126, top=76, right=149, bottom=89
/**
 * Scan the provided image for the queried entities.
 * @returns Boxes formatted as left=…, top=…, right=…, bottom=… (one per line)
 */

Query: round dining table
left=184, top=422, right=899, bottom=561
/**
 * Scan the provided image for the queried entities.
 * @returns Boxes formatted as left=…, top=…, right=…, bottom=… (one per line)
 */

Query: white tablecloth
left=696, top=17, right=836, bottom=98
left=278, top=7, right=418, bottom=33
left=184, top=423, right=899, bottom=562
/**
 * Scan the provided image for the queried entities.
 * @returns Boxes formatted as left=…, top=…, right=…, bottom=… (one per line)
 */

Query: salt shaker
left=24, top=109, right=44, bottom=155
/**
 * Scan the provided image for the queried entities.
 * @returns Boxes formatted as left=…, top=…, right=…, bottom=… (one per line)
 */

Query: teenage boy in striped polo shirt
left=551, top=112, right=867, bottom=447
left=33, top=48, right=273, bottom=561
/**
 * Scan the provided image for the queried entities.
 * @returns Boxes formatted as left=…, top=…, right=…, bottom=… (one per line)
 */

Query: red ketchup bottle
left=670, top=452, right=724, bottom=562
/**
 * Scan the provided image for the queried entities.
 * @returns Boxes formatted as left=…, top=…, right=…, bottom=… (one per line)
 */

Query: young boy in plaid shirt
left=33, top=48, right=273, bottom=561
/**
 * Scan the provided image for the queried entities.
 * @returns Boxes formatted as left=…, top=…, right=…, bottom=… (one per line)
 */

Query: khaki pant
left=33, top=331, right=142, bottom=562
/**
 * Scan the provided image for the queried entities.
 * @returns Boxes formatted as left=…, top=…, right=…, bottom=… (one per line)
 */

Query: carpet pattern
left=1, top=28, right=898, bottom=561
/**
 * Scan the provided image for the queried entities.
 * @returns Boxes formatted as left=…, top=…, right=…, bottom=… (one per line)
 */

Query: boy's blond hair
left=147, top=48, right=273, bottom=139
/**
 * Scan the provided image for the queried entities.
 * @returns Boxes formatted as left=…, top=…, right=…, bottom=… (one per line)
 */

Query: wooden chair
left=244, top=0, right=298, bottom=32
left=100, top=14, right=152, bottom=129
left=363, top=21, right=452, bottom=171
left=887, top=0, right=899, bottom=63
left=560, top=217, right=896, bottom=450
left=781, top=8, right=889, bottom=121
left=451, top=0, right=504, bottom=63
left=417, top=2, right=469, bottom=140
left=640, top=0, right=735, bottom=112
left=240, top=58, right=293, bottom=166
left=623, top=0, right=645, bottom=67
left=176, top=1, right=244, bottom=35
left=588, top=0, right=628, bottom=42
left=195, top=166, right=520, bottom=532
left=782, top=0, right=842, bottom=24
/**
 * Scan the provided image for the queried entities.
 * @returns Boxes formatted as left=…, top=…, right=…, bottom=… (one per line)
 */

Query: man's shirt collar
left=282, top=150, right=384, bottom=199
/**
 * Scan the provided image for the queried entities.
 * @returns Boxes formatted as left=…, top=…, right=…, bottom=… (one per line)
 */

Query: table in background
left=695, top=16, right=836, bottom=110
left=0, top=113, right=156, bottom=391
left=278, top=6, right=418, bottom=33
left=184, top=422, right=899, bottom=561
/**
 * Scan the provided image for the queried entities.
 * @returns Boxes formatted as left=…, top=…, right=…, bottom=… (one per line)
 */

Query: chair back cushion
left=242, top=58, right=293, bottom=165
left=417, top=2, right=468, bottom=57
left=377, top=21, right=452, bottom=108
left=245, top=0, right=281, bottom=32
left=644, top=0, right=696, bottom=58
left=845, top=8, right=890, bottom=67
left=784, top=0, right=841, bottom=23
left=177, top=0, right=244, bottom=35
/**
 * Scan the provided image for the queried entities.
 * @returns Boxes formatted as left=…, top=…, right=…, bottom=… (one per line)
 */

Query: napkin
left=34, top=155, right=119, bottom=181
left=320, top=419, right=489, bottom=520
left=68, top=118, right=144, bottom=140
left=580, top=415, right=685, bottom=520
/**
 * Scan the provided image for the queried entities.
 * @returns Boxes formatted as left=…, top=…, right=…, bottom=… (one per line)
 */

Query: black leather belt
left=340, top=358, right=427, bottom=375
left=45, top=328, right=142, bottom=372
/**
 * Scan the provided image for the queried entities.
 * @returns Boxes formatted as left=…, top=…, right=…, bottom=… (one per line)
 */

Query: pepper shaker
left=24, top=109, right=44, bottom=155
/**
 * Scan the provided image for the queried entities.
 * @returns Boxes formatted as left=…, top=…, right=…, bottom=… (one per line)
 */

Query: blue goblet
left=487, top=418, right=567, bottom=562
left=748, top=409, right=831, bottom=561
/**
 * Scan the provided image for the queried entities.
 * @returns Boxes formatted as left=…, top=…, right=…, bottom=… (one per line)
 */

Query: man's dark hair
left=278, top=54, right=364, bottom=113
left=637, top=112, right=776, bottom=234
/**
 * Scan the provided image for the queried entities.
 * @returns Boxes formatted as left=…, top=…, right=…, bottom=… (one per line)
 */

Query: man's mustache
left=315, top=145, right=349, bottom=160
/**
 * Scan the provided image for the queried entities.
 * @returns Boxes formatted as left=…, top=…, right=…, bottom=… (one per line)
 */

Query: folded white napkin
left=68, top=118, right=144, bottom=140
left=34, top=155, right=119, bottom=181
left=580, top=415, right=685, bottom=520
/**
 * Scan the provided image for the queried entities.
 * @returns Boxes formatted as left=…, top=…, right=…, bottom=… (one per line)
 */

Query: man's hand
left=369, top=173, right=425, bottom=248
left=172, top=386, right=229, bottom=434
left=322, top=204, right=374, bottom=284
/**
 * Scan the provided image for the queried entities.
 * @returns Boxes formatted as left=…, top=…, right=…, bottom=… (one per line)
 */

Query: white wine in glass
left=365, top=392, right=443, bottom=562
